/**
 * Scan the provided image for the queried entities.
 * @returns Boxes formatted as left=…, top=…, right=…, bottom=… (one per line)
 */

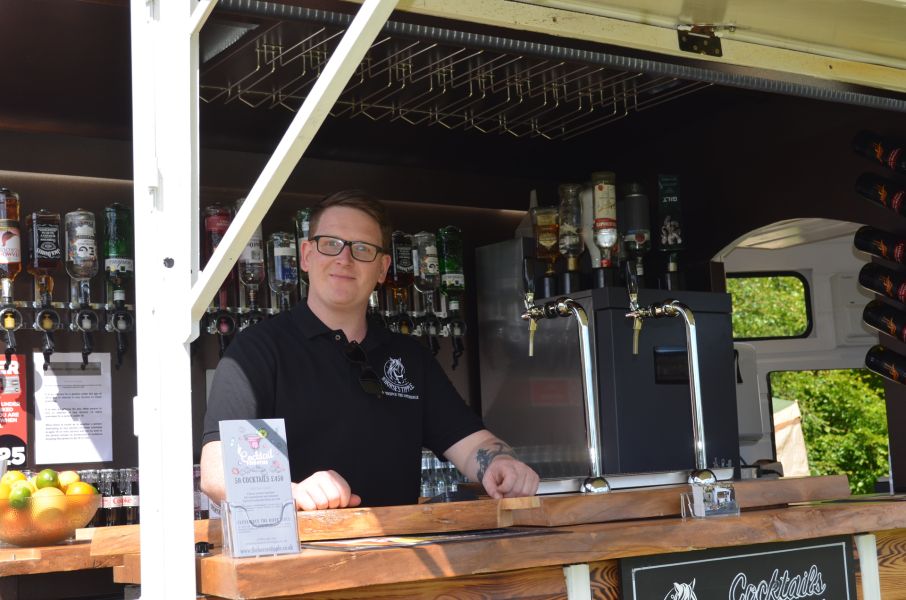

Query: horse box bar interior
left=2, top=0, right=906, bottom=598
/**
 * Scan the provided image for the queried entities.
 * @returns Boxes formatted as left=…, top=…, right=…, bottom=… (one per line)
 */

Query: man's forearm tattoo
left=475, top=442, right=517, bottom=482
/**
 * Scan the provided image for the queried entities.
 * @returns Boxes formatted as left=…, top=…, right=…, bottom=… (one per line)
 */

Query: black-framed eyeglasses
left=343, top=341, right=383, bottom=398
left=311, top=235, right=384, bottom=263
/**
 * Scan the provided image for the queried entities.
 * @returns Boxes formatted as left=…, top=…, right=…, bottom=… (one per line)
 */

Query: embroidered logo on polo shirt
left=382, top=357, right=416, bottom=395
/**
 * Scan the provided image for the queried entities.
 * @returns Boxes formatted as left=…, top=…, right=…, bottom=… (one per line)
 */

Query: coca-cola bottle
left=859, top=262, right=906, bottom=304
left=855, top=173, right=906, bottom=217
left=853, top=131, right=906, bottom=175
left=865, top=344, right=906, bottom=385
left=854, top=226, right=906, bottom=264
left=863, top=299, right=906, bottom=342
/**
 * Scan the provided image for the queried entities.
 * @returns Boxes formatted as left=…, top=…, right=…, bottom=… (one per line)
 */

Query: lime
left=8, top=484, right=32, bottom=510
left=35, top=468, right=60, bottom=490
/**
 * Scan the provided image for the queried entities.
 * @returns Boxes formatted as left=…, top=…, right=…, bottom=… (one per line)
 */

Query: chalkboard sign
left=621, top=536, right=855, bottom=600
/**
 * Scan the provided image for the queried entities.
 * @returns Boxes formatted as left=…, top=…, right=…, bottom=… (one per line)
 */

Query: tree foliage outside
left=770, top=370, right=888, bottom=495
left=729, top=274, right=889, bottom=495
left=727, top=275, right=809, bottom=338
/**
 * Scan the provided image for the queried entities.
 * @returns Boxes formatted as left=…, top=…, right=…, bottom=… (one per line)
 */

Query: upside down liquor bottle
left=203, top=204, right=234, bottom=309
left=104, top=203, right=133, bottom=305
left=855, top=173, right=906, bottom=217
left=865, top=345, right=906, bottom=385
left=25, top=209, right=62, bottom=305
left=853, top=131, right=906, bottom=175
left=858, top=262, right=906, bottom=304
left=862, top=299, right=906, bottom=342
left=854, top=226, right=906, bottom=264
left=0, top=188, right=21, bottom=304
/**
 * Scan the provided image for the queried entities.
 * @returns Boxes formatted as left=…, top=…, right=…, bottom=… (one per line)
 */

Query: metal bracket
left=677, top=25, right=725, bottom=57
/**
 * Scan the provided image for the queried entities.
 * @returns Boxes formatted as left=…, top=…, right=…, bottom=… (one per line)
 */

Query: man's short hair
left=308, top=189, right=392, bottom=251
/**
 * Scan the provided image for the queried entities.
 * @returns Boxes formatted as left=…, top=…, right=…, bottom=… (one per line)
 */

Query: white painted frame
left=130, top=0, right=398, bottom=595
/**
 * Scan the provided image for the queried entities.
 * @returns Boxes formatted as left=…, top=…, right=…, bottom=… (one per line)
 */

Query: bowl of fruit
left=0, top=468, right=100, bottom=547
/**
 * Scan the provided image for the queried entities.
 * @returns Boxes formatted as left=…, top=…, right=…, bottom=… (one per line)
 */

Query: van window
left=768, top=369, right=888, bottom=495
left=726, top=272, right=811, bottom=340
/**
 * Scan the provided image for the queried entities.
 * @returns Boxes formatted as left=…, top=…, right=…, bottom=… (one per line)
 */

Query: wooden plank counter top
left=198, top=498, right=906, bottom=599
left=0, top=541, right=123, bottom=577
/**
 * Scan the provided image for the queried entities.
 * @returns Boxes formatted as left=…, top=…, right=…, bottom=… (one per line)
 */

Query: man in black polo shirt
left=200, top=190, right=539, bottom=509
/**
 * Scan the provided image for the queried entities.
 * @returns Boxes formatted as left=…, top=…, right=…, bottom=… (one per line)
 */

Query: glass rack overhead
left=200, top=19, right=711, bottom=141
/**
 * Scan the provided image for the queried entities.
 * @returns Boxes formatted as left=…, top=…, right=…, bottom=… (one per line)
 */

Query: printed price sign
left=0, top=354, right=27, bottom=467
left=622, top=536, right=855, bottom=600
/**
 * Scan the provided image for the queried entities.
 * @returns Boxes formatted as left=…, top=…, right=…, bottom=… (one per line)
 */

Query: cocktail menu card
left=219, top=419, right=300, bottom=557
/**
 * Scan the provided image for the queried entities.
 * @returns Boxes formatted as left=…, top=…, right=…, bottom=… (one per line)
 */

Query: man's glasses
left=311, top=235, right=384, bottom=263
left=343, top=341, right=383, bottom=398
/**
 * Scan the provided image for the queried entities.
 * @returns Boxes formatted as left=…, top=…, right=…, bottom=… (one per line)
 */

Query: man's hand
left=480, top=454, right=539, bottom=499
left=292, top=470, right=362, bottom=511
left=444, top=430, right=540, bottom=499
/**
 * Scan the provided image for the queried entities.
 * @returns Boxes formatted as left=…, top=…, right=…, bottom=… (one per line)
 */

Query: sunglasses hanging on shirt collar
left=343, top=341, right=383, bottom=398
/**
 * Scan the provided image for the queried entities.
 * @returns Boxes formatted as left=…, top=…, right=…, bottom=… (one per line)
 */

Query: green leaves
left=727, top=275, right=809, bottom=339
left=771, top=370, right=888, bottom=495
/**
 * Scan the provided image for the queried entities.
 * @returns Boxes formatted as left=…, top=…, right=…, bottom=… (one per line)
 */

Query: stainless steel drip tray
left=537, top=468, right=735, bottom=495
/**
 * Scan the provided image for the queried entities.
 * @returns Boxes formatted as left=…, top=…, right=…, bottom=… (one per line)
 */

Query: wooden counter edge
left=199, top=499, right=906, bottom=599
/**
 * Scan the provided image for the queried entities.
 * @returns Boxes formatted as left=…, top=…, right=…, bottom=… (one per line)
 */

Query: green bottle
left=104, top=203, right=133, bottom=304
left=437, top=225, right=464, bottom=312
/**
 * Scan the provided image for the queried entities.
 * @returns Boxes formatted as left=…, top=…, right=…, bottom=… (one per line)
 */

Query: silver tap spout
left=522, top=296, right=608, bottom=491
left=624, top=299, right=712, bottom=482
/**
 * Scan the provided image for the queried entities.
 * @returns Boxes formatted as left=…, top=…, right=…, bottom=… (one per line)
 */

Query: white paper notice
left=33, top=352, right=112, bottom=464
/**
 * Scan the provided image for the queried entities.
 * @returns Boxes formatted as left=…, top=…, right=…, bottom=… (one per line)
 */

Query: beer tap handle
left=528, top=318, right=537, bottom=357
left=632, top=316, right=642, bottom=355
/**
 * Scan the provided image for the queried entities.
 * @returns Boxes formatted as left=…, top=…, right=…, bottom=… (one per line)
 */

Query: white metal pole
left=130, top=0, right=207, bottom=596
left=188, top=0, right=400, bottom=326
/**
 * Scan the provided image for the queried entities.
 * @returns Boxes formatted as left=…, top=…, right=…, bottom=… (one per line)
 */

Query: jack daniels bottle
left=865, top=345, right=906, bottom=385
left=854, top=226, right=906, bottom=264
left=855, top=173, right=906, bottom=217
left=853, top=131, right=906, bottom=175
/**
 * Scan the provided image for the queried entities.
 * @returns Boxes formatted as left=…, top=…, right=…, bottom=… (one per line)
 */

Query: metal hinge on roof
left=677, top=24, right=734, bottom=58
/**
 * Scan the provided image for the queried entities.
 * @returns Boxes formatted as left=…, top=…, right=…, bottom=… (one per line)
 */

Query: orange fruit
left=65, top=481, right=98, bottom=510
left=58, top=470, right=80, bottom=491
left=0, top=470, right=25, bottom=486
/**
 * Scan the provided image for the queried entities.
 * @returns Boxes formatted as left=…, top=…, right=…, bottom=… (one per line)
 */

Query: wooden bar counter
left=8, top=476, right=906, bottom=599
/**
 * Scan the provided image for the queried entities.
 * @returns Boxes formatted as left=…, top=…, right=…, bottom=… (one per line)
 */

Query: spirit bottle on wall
left=862, top=299, right=906, bottom=342
left=854, top=225, right=906, bottom=264
left=558, top=184, right=583, bottom=293
left=103, top=203, right=135, bottom=369
left=437, top=225, right=466, bottom=369
left=0, top=188, right=22, bottom=368
left=855, top=172, right=906, bottom=217
left=591, top=171, right=618, bottom=268
left=203, top=203, right=235, bottom=309
left=26, top=209, right=63, bottom=369
left=267, top=232, right=298, bottom=312
left=386, top=230, right=415, bottom=334
left=853, top=131, right=906, bottom=175
left=865, top=344, right=906, bottom=385
left=235, top=198, right=265, bottom=311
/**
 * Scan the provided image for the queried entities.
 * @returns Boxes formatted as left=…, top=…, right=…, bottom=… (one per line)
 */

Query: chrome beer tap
left=521, top=296, right=610, bottom=494
left=624, top=297, right=715, bottom=486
